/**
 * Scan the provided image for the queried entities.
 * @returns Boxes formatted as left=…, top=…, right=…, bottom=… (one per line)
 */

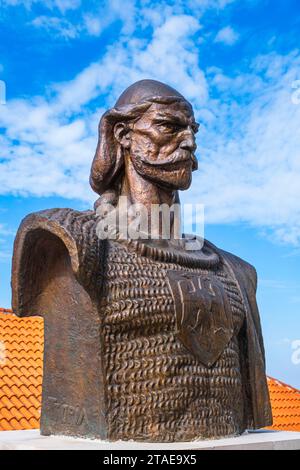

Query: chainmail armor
left=100, top=240, right=246, bottom=441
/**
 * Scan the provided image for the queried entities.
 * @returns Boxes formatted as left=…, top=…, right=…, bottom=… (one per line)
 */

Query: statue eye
left=159, top=122, right=185, bottom=133
left=192, top=123, right=199, bottom=134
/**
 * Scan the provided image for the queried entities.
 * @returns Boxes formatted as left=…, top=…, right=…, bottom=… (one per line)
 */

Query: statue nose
left=179, top=130, right=197, bottom=152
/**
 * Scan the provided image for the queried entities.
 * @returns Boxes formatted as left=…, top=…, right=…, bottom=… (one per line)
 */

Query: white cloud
left=1, top=10, right=300, bottom=247
left=185, top=49, right=300, bottom=246
left=0, top=14, right=206, bottom=202
left=31, top=15, right=79, bottom=39
left=2, top=0, right=81, bottom=12
left=0, top=224, right=14, bottom=237
left=259, top=280, right=300, bottom=290
left=214, top=26, right=239, bottom=45
left=83, top=14, right=102, bottom=36
left=0, top=224, right=14, bottom=262
left=2, top=0, right=240, bottom=40
left=53, top=0, right=80, bottom=12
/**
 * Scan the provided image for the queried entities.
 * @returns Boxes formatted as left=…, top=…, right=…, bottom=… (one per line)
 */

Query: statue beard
left=129, top=147, right=198, bottom=191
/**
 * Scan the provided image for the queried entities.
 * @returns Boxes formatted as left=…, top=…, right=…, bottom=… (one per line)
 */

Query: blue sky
left=0, top=0, right=300, bottom=388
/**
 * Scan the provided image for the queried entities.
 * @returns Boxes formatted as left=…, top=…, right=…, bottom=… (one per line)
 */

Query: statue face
left=127, top=100, right=198, bottom=190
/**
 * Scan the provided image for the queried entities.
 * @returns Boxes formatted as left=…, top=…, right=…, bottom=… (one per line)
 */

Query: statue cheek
left=131, top=135, right=158, bottom=161
left=159, top=139, right=179, bottom=156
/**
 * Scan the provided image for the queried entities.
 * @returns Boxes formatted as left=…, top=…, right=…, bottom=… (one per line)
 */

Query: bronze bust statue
left=11, top=79, right=272, bottom=442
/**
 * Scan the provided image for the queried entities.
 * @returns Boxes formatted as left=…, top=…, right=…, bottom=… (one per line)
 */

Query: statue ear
left=90, top=110, right=124, bottom=196
left=113, top=122, right=131, bottom=149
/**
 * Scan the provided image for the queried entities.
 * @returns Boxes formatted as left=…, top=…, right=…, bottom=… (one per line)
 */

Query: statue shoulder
left=17, top=207, right=96, bottom=242
left=204, top=239, right=257, bottom=292
left=12, top=208, right=103, bottom=316
left=13, top=207, right=98, bottom=274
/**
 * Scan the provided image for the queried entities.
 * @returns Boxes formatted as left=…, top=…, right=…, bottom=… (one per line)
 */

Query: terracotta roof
left=0, top=309, right=43, bottom=431
left=0, top=308, right=13, bottom=315
left=267, top=376, right=300, bottom=432
left=0, top=308, right=300, bottom=433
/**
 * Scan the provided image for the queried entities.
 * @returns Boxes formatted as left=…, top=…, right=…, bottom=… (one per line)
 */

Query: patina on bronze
left=11, top=79, right=272, bottom=441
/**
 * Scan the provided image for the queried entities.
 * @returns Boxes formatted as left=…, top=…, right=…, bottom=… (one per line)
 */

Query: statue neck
left=118, top=157, right=181, bottom=240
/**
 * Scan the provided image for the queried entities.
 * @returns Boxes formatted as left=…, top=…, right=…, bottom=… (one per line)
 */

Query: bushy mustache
left=137, top=150, right=198, bottom=169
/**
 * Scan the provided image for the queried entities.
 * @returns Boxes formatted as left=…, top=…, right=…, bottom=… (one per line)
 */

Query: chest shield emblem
left=167, top=271, right=234, bottom=367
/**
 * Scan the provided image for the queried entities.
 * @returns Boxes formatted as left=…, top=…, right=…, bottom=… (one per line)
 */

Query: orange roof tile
left=266, top=376, right=300, bottom=432
left=0, top=308, right=13, bottom=315
left=0, top=309, right=43, bottom=431
left=1, top=307, right=300, bottom=433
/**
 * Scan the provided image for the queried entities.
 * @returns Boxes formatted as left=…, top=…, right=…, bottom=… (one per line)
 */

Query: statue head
left=90, top=79, right=199, bottom=204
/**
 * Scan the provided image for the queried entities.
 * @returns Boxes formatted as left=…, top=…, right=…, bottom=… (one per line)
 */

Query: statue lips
left=164, top=158, right=194, bottom=173
left=139, top=151, right=195, bottom=171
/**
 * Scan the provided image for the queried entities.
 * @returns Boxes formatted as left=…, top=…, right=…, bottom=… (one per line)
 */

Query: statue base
left=0, top=429, right=299, bottom=450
